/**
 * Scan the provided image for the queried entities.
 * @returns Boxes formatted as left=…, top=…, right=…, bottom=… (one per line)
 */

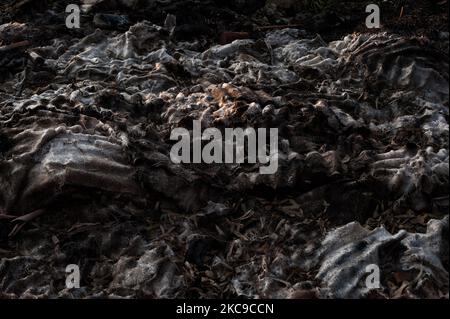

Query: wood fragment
left=256, top=24, right=304, bottom=31
left=0, top=40, right=30, bottom=53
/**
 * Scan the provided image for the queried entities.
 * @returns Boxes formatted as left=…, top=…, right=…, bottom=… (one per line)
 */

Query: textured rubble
left=0, top=1, right=448, bottom=299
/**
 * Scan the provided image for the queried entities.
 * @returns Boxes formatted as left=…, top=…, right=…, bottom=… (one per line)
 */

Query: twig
left=0, top=40, right=30, bottom=53
left=399, top=6, right=404, bottom=19
left=256, top=24, right=304, bottom=31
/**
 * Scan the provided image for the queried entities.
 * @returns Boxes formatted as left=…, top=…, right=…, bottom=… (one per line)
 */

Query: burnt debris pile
left=0, top=0, right=448, bottom=298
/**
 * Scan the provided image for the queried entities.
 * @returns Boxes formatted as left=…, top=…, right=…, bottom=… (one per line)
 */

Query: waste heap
left=0, top=0, right=448, bottom=298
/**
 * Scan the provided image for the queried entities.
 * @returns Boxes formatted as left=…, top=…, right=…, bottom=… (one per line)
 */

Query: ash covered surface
left=0, top=0, right=448, bottom=299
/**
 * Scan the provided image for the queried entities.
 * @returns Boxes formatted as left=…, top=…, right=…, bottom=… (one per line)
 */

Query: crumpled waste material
left=0, top=1, right=448, bottom=299
left=315, top=216, right=449, bottom=298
